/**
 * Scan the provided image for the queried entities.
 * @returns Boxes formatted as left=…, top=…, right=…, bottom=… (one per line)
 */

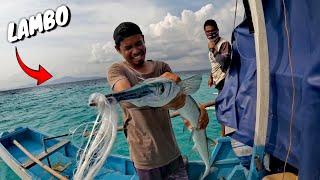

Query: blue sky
left=0, top=0, right=243, bottom=90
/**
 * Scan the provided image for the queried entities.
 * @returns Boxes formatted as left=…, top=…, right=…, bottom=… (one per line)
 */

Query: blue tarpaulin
left=215, top=0, right=320, bottom=179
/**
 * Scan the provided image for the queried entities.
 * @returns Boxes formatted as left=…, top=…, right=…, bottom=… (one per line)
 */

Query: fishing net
left=72, top=93, right=118, bottom=179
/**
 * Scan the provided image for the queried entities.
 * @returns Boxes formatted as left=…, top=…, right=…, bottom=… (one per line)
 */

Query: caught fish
left=105, top=75, right=211, bottom=179
left=179, top=96, right=211, bottom=180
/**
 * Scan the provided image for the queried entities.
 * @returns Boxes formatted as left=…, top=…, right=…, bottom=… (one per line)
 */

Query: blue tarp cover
left=215, top=0, right=320, bottom=179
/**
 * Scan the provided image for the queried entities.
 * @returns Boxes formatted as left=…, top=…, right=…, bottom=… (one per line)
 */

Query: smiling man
left=107, top=22, right=208, bottom=180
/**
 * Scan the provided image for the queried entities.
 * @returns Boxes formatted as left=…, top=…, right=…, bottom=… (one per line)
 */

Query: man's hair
left=204, top=19, right=219, bottom=30
left=113, top=22, right=143, bottom=46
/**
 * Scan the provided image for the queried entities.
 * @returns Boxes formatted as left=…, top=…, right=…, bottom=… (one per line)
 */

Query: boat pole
left=42, top=137, right=52, bottom=168
left=247, top=0, right=270, bottom=179
left=13, top=140, right=68, bottom=180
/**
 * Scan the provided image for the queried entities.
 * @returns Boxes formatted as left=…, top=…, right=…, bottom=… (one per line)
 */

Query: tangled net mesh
left=71, top=93, right=118, bottom=179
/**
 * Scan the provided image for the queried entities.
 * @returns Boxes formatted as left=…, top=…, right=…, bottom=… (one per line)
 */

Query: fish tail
left=199, top=166, right=210, bottom=180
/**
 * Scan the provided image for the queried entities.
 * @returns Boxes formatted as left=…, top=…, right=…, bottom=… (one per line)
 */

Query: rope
left=72, top=93, right=118, bottom=179
left=281, top=0, right=296, bottom=179
left=233, top=0, right=239, bottom=30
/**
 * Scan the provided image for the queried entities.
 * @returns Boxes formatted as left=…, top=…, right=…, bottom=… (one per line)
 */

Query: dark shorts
left=215, top=79, right=225, bottom=91
left=136, top=156, right=189, bottom=180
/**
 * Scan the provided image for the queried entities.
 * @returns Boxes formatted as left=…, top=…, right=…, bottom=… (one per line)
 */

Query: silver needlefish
left=103, top=75, right=211, bottom=179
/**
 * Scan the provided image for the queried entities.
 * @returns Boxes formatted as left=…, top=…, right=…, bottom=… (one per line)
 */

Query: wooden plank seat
left=262, top=172, right=298, bottom=180
left=13, top=140, right=68, bottom=180
left=22, top=140, right=69, bottom=169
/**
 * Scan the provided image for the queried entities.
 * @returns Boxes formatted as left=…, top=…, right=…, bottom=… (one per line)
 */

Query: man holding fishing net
left=107, top=22, right=209, bottom=180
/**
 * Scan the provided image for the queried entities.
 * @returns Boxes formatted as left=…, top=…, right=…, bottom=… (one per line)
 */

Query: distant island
left=0, top=76, right=104, bottom=92
left=0, top=69, right=210, bottom=92
left=46, top=76, right=105, bottom=85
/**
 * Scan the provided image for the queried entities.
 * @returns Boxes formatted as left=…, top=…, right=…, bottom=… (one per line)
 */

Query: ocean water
left=0, top=71, right=220, bottom=179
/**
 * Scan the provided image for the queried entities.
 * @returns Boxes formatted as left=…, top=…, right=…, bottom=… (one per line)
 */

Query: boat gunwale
left=0, top=127, right=59, bottom=179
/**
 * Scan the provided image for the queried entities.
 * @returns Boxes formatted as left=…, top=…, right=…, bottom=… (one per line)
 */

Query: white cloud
left=90, top=42, right=118, bottom=63
left=0, top=1, right=244, bottom=90
left=90, top=2, right=244, bottom=72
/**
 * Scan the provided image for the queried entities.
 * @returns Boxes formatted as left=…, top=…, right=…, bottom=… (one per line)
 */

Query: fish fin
left=207, top=137, right=216, bottom=147
left=183, top=124, right=187, bottom=133
left=143, top=77, right=169, bottom=83
left=210, top=167, right=217, bottom=173
left=178, top=75, right=202, bottom=95
left=189, top=133, right=192, bottom=143
left=189, top=129, right=195, bottom=142
left=192, top=144, right=197, bottom=152
left=199, top=166, right=213, bottom=180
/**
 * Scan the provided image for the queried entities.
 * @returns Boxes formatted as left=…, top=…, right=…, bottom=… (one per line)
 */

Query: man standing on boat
left=107, top=22, right=208, bottom=180
left=204, top=19, right=252, bottom=167
left=204, top=19, right=231, bottom=92
left=204, top=19, right=231, bottom=136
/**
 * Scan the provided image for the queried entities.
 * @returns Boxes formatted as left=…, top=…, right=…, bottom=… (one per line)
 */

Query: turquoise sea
left=0, top=71, right=220, bottom=179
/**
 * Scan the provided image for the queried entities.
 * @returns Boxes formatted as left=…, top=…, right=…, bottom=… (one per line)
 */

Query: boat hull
left=0, top=127, right=212, bottom=179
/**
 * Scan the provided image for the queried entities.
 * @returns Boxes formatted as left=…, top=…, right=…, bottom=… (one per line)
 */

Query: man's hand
left=183, top=104, right=209, bottom=130
left=198, top=105, right=209, bottom=129
left=208, top=41, right=216, bottom=51
left=163, top=92, right=186, bottom=110
left=161, top=72, right=186, bottom=110
left=161, top=72, right=181, bottom=82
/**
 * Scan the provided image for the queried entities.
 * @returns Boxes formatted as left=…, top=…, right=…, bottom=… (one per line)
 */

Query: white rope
left=281, top=0, right=296, bottom=178
left=233, top=0, right=239, bottom=30
left=73, top=93, right=118, bottom=180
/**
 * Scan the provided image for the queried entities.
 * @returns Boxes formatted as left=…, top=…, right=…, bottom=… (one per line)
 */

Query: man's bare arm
left=111, top=78, right=139, bottom=109
left=211, top=42, right=231, bottom=70
left=112, top=79, right=131, bottom=92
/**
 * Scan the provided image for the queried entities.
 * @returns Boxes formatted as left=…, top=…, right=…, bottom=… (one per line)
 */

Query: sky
left=0, top=0, right=244, bottom=90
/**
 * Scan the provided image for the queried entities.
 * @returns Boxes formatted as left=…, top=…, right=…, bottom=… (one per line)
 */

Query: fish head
left=88, top=93, right=105, bottom=107
left=124, top=77, right=181, bottom=107
left=88, top=93, right=116, bottom=109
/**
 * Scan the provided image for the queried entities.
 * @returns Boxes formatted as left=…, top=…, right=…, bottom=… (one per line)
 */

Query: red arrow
left=15, top=47, right=53, bottom=85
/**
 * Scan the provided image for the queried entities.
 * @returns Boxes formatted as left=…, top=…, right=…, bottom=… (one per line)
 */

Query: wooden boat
left=0, top=127, right=247, bottom=179
left=0, top=127, right=138, bottom=179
